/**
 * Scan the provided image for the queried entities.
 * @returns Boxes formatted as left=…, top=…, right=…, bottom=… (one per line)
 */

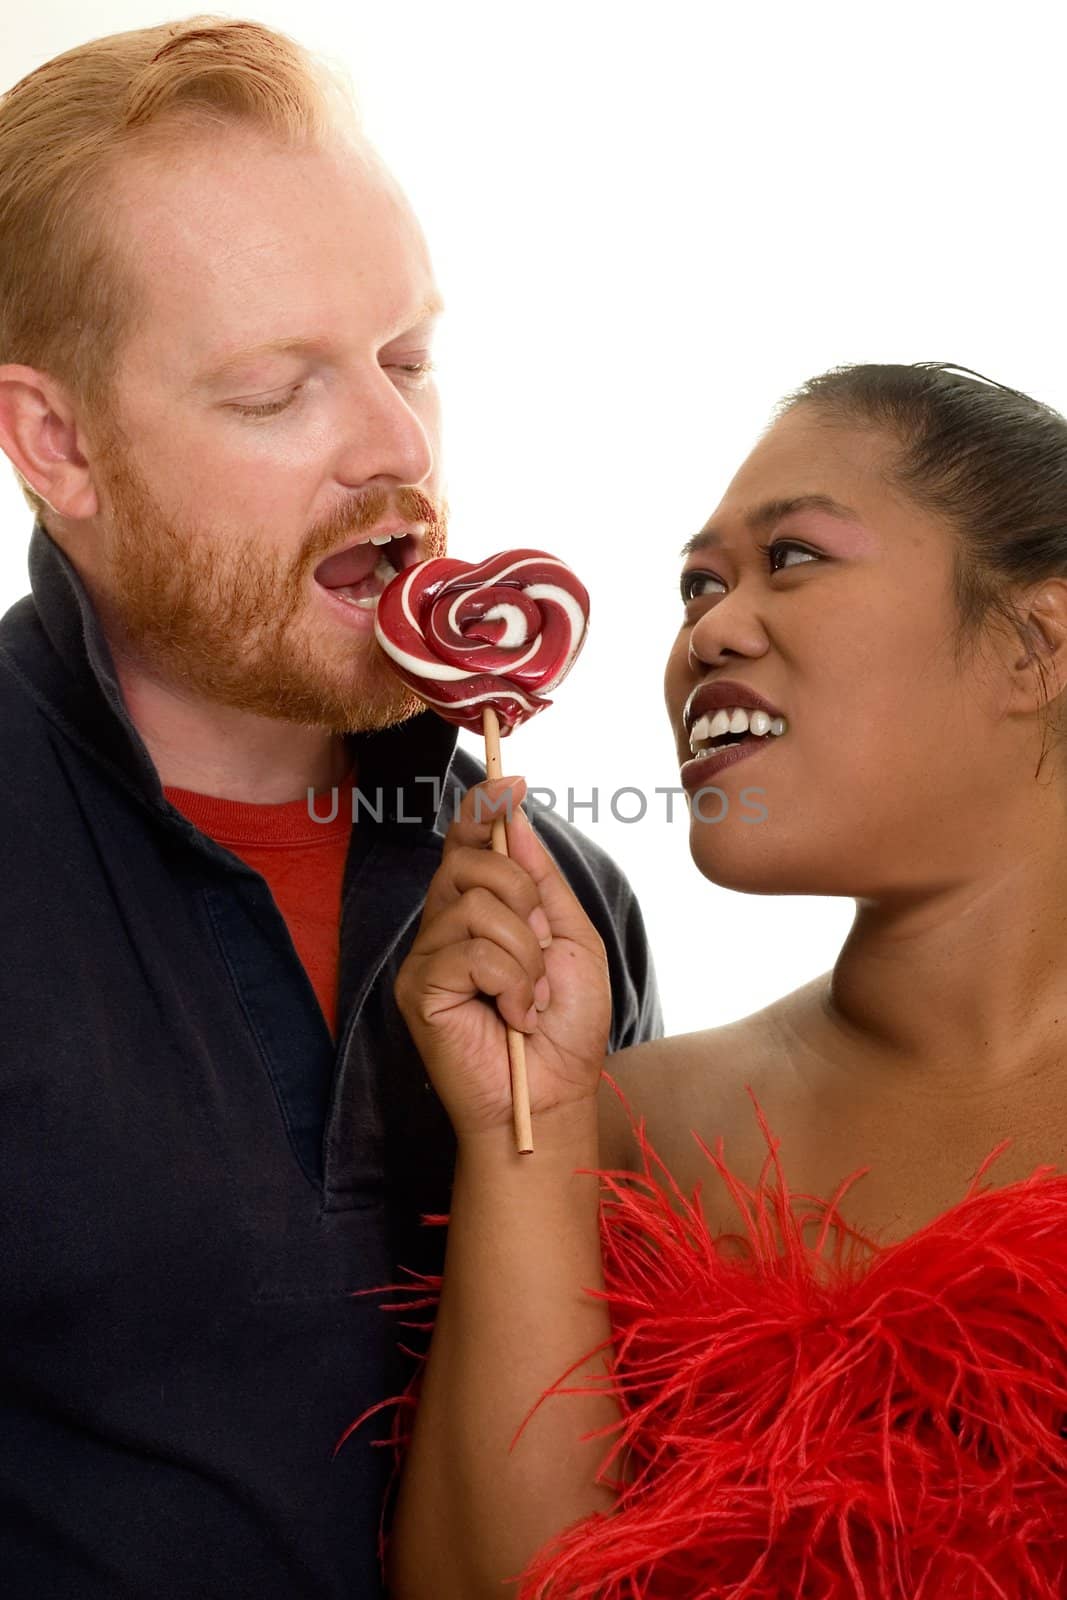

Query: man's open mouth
left=313, top=531, right=419, bottom=610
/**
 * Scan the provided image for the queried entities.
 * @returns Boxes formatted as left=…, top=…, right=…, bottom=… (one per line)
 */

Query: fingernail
left=534, top=975, right=551, bottom=1012
left=528, top=906, right=552, bottom=948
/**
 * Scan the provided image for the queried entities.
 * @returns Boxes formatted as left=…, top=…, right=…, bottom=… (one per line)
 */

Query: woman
left=383, top=363, right=1067, bottom=1598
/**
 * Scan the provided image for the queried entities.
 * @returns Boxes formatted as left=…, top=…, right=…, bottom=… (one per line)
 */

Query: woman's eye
left=679, top=540, right=819, bottom=604
left=680, top=569, right=724, bottom=603
left=758, top=538, right=818, bottom=572
left=231, top=385, right=302, bottom=419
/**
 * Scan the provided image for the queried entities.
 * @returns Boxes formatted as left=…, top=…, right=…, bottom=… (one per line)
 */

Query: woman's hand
left=389, top=779, right=619, bottom=1600
left=395, top=776, right=611, bottom=1144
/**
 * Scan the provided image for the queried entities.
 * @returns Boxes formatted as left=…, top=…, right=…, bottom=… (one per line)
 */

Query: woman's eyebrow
left=680, top=494, right=861, bottom=559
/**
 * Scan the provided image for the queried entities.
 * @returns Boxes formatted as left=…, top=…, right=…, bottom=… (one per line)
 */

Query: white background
left=2, top=1, right=1065, bottom=1034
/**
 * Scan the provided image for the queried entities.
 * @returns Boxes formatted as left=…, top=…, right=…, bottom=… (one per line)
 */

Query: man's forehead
left=111, top=127, right=421, bottom=285
left=106, top=132, right=439, bottom=384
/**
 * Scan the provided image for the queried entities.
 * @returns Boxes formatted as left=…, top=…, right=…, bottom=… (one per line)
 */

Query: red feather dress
left=348, top=1095, right=1067, bottom=1598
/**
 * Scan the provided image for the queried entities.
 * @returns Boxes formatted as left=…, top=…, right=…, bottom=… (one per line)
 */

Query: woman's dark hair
left=775, top=362, right=1067, bottom=774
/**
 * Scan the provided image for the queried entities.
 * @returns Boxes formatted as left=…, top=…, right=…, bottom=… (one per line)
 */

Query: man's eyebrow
left=679, top=494, right=861, bottom=559
left=194, top=294, right=446, bottom=387
left=382, top=294, right=446, bottom=340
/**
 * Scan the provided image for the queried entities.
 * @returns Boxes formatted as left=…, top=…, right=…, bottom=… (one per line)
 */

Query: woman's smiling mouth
left=679, top=681, right=789, bottom=790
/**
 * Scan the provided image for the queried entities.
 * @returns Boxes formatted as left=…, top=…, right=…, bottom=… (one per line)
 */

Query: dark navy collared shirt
left=0, top=524, right=662, bottom=1599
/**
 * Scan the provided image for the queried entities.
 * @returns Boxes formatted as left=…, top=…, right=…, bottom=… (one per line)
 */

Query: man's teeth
left=688, top=707, right=788, bottom=756
left=369, top=532, right=403, bottom=546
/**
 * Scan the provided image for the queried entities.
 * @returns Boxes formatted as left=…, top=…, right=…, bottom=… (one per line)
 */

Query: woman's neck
left=821, top=843, right=1067, bottom=1109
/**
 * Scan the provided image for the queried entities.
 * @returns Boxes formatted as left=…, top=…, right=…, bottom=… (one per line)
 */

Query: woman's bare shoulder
left=597, top=998, right=805, bottom=1172
left=597, top=974, right=834, bottom=1173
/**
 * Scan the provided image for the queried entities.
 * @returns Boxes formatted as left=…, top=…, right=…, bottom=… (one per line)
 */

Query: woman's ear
left=0, top=364, right=100, bottom=520
left=1007, top=580, right=1067, bottom=712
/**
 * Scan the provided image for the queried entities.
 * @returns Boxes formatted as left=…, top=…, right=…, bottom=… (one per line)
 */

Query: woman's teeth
left=688, top=706, right=788, bottom=756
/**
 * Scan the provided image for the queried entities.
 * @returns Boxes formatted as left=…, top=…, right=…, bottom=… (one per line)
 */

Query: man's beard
left=89, top=428, right=448, bottom=734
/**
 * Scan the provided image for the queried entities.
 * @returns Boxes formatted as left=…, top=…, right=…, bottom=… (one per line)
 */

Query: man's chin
left=93, top=529, right=435, bottom=735
left=142, top=651, right=426, bottom=735
left=317, top=686, right=428, bottom=736
left=271, top=656, right=428, bottom=735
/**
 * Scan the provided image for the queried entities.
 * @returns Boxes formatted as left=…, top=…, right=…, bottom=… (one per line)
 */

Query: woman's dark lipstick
left=679, top=681, right=789, bottom=792
left=680, top=734, right=778, bottom=791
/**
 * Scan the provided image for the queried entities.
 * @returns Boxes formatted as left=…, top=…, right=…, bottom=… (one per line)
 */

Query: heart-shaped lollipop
left=374, top=549, right=590, bottom=735
left=375, top=547, right=591, bottom=1155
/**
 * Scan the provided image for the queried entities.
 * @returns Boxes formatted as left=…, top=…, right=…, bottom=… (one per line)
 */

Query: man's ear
left=1008, top=580, right=1067, bottom=714
left=0, top=365, right=100, bottom=520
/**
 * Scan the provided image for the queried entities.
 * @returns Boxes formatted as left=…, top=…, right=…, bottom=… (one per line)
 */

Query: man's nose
left=335, top=367, right=435, bottom=489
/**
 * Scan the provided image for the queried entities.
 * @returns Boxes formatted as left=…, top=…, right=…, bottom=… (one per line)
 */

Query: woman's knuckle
left=463, top=884, right=495, bottom=921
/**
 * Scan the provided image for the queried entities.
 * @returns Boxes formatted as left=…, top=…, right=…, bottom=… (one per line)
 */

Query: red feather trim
left=343, top=1093, right=1067, bottom=1597
left=522, top=1089, right=1067, bottom=1598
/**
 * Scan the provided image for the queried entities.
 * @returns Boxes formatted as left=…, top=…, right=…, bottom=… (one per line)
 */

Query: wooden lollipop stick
left=481, top=705, right=534, bottom=1154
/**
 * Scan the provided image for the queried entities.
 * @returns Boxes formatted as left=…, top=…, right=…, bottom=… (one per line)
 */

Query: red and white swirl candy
left=374, top=549, right=590, bottom=734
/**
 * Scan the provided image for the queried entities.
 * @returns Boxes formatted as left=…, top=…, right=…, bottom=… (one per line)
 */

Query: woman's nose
left=687, top=594, right=767, bottom=671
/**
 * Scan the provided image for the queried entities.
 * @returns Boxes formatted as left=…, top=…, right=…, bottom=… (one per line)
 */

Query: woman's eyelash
left=680, top=539, right=817, bottom=600
left=753, top=538, right=815, bottom=567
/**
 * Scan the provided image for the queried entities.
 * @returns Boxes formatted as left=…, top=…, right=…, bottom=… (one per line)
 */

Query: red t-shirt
left=165, top=764, right=357, bottom=1041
